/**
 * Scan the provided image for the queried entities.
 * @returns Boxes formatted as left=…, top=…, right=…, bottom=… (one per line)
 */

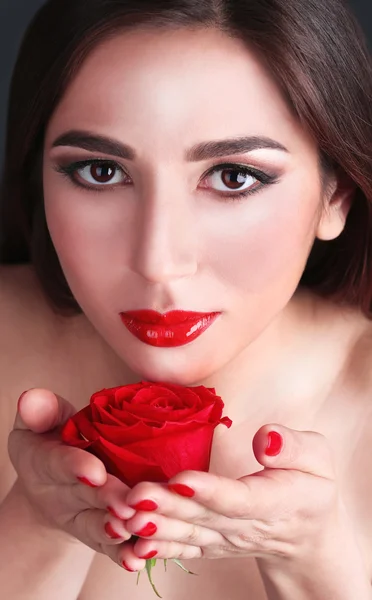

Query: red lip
left=121, top=310, right=215, bottom=325
left=119, top=310, right=221, bottom=347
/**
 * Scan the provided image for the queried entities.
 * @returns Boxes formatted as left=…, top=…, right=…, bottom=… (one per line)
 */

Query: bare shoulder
left=0, top=262, right=126, bottom=410
left=0, top=263, right=101, bottom=395
left=353, top=317, right=372, bottom=454
left=343, top=313, right=372, bottom=448
left=0, top=262, right=55, bottom=319
left=0, top=263, right=62, bottom=436
left=0, top=263, right=54, bottom=500
left=0, top=263, right=100, bottom=501
left=353, top=317, right=372, bottom=448
left=0, top=263, right=62, bottom=377
left=342, top=316, right=372, bottom=576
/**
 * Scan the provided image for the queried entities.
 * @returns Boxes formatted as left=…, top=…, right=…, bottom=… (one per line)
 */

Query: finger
left=125, top=511, right=223, bottom=548
left=73, top=473, right=136, bottom=520
left=166, top=468, right=333, bottom=525
left=252, top=424, right=336, bottom=479
left=66, top=509, right=132, bottom=551
left=105, top=540, right=199, bottom=573
left=126, top=480, right=229, bottom=529
left=8, top=430, right=107, bottom=487
left=166, top=471, right=259, bottom=519
left=104, top=539, right=146, bottom=572
left=166, top=469, right=307, bottom=524
left=14, top=389, right=76, bottom=433
left=133, top=538, right=201, bottom=561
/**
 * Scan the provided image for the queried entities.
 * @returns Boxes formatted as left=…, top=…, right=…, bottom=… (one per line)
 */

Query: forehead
left=46, top=27, right=316, bottom=157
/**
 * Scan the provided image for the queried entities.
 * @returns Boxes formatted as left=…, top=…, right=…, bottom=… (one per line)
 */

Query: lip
left=119, top=310, right=221, bottom=347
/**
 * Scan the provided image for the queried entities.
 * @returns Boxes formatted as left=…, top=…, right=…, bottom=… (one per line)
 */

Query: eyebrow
left=51, top=130, right=289, bottom=161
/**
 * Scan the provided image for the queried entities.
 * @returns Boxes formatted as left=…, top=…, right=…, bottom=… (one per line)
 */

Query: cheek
left=43, top=179, right=134, bottom=282
left=204, top=190, right=317, bottom=293
left=43, top=169, right=318, bottom=302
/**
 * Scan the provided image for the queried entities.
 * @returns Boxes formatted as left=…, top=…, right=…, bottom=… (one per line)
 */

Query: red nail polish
left=107, top=506, right=122, bottom=519
left=140, top=550, right=158, bottom=559
left=134, top=522, right=157, bottom=537
left=104, top=521, right=122, bottom=539
left=122, top=560, right=136, bottom=572
left=265, top=431, right=283, bottom=456
left=130, top=499, right=158, bottom=512
left=77, top=476, right=99, bottom=488
left=168, top=483, right=195, bottom=498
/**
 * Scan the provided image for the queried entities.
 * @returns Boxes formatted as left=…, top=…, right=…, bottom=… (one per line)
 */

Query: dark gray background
left=0, top=0, right=371, bottom=170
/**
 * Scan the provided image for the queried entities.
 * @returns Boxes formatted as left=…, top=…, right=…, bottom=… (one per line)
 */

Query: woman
left=0, top=0, right=371, bottom=598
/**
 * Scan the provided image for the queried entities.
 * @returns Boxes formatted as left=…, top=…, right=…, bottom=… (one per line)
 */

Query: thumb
left=14, top=389, right=76, bottom=434
left=252, top=423, right=336, bottom=480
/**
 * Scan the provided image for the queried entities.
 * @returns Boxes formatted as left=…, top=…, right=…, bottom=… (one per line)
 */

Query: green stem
left=136, top=558, right=198, bottom=597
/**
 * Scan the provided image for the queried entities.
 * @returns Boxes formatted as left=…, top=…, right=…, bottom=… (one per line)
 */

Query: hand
left=119, top=424, right=343, bottom=571
left=7, top=389, right=136, bottom=566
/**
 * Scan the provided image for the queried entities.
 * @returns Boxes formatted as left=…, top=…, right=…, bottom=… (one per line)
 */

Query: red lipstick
left=119, top=310, right=221, bottom=347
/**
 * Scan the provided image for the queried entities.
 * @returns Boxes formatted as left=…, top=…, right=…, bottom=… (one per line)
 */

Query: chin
left=129, top=362, right=209, bottom=387
left=118, top=346, right=218, bottom=387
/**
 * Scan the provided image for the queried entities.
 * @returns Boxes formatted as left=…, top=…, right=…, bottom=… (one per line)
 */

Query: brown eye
left=220, top=169, right=251, bottom=190
left=90, top=163, right=116, bottom=183
left=204, top=166, right=257, bottom=194
left=76, top=161, right=127, bottom=186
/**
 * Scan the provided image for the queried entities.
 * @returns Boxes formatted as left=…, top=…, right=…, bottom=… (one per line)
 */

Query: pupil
left=222, top=169, right=246, bottom=189
left=92, top=164, right=114, bottom=182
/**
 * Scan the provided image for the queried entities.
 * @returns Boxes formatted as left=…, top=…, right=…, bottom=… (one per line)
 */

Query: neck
left=196, top=289, right=353, bottom=431
left=89, top=287, right=357, bottom=433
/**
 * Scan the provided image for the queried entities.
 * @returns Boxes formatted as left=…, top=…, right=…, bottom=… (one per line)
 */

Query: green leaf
left=171, top=558, right=198, bottom=576
left=145, top=559, right=163, bottom=598
left=136, top=556, right=197, bottom=597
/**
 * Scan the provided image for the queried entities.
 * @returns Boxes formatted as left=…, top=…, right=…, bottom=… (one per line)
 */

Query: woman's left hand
left=118, top=424, right=344, bottom=571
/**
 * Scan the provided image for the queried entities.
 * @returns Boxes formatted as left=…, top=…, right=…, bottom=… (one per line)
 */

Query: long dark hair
left=1, top=0, right=371, bottom=317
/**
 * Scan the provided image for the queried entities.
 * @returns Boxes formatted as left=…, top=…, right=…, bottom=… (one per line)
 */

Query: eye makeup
left=52, top=157, right=280, bottom=202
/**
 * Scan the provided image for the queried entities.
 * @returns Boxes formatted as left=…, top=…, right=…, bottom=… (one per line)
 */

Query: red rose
left=61, top=381, right=232, bottom=487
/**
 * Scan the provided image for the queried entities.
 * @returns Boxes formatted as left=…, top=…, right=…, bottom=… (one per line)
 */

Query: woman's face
left=43, top=27, right=342, bottom=385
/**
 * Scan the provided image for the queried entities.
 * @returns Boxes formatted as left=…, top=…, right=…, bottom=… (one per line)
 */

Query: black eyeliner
left=53, top=158, right=280, bottom=199
left=53, top=159, right=126, bottom=193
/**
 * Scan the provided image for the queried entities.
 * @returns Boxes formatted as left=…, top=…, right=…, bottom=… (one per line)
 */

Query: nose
left=131, top=188, right=198, bottom=284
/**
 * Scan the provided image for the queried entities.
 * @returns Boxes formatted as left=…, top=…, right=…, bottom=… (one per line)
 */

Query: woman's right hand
left=7, top=389, right=137, bottom=561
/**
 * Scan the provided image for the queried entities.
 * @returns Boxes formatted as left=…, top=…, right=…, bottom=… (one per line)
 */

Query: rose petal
left=73, top=409, right=101, bottom=442
left=91, top=437, right=168, bottom=486
left=61, top=418, right=92, bottom=450
left=119, top=424, right=216, bottom=477
left=62, top=382, right=232, bottom=489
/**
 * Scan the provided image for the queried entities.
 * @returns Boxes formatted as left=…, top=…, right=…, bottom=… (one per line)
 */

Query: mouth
left=119, top=310, right=221, bottom=347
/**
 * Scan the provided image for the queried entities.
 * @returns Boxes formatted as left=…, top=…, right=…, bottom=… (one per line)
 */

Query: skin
left=43, top=26, right=353, bottom=410
left=9, top=26, right=368, bottom=590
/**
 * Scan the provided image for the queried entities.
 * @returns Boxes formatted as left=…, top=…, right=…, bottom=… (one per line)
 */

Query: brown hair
left=0, top=0, right=371, bottom=317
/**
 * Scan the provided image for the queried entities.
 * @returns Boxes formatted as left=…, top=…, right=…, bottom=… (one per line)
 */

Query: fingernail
left=107, top=506, right=123, bottom=519
left=168, top=483, right=195, bottom=498
left=104, top=521, right=122, bottom=539
left=265, top=431, right=283, bottom=456
left=140, top=550, right=158, bottom=559
left=122, top=560, right=136, bottom=572
left=134, top=522, right=157, bottom=537
left=130, top=499, right=158, bottom=512
left=77, top=476, right=99, bottom=488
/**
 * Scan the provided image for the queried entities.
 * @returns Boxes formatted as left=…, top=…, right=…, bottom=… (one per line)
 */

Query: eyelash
left=54, top=159, right=279, bottom=202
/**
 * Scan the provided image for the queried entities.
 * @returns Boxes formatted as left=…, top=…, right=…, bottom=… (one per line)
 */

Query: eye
left=54, top=159, right=130, bottom=190
left=200, top=163, right=277, bottom=199
left=54, top=158, right=279, bottom=199
left=76, top=161, right=127, bottom=185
